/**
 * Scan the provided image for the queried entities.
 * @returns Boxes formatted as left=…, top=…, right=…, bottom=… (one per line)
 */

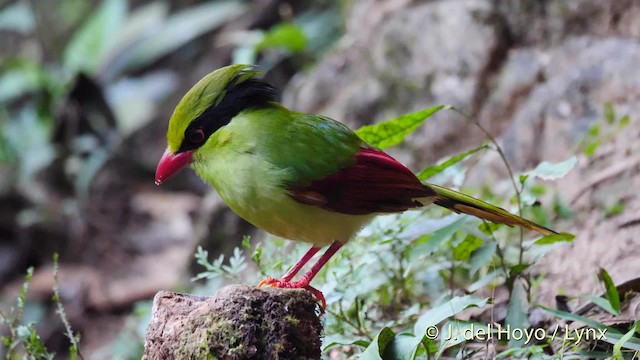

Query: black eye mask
left=178, top=78, right=279, bottom=153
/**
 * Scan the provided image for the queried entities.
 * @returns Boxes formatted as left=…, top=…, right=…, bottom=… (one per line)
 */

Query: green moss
left=274, top=342, right=285, bottom=352
left=284, top=315, right=300, bottom=326
left=176, top=317, right=244, bottom=358
left=164, top=287, right=321, bottom=358
left=227, top=344, right=245, bottom=356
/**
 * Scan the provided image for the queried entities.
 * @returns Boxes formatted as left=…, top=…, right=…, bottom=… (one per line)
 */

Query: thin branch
left=449, top=242, right=456, bottom=298
left=448, top=106, right=525, bottom=264
left=52, top=253, right=84, bottom=360
left=325, top=307, right=374, bottom=340
left=481, top=220, right=510, bottom=279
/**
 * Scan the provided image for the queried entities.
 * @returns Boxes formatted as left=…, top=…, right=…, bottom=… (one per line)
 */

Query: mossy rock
left=143, top=285, right=322, bottom=360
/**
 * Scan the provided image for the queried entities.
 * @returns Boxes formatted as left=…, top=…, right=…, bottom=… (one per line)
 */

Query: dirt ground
left=534, top=116, right=640, bottom=314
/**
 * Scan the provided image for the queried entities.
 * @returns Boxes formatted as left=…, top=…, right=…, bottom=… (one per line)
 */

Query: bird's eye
left=189, top=127, right=205, bottom=143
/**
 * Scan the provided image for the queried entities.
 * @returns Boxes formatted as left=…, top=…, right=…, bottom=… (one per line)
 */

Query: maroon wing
left=288, top=148, right=434, bottom=215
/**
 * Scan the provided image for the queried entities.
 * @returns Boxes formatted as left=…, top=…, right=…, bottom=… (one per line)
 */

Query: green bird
left=155, top=64, right=556, bottom=308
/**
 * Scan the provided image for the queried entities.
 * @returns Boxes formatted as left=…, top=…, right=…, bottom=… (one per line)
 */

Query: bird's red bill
left=155, top=148, right=193, bottom=185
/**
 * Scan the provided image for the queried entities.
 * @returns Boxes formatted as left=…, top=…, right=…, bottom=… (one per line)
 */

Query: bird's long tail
left=424, top=184, right=557, bottom=236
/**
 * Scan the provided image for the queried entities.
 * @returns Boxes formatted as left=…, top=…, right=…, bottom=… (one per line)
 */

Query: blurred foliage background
left=1, top=0, right=640, bottom=359
left=0, top=0, right=345, bottom=357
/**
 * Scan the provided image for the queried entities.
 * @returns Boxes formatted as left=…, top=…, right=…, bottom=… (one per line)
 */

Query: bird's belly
left=232, top=190, right=373, bottom=247
left=195, top=153, right=373, bottom=246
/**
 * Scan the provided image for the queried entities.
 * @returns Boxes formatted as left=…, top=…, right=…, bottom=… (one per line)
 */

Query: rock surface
left=143, top=285, right=322, bottom=360
left=282, top=0, right=640, bottom=308
left=285, top=0, right=501, bottom=165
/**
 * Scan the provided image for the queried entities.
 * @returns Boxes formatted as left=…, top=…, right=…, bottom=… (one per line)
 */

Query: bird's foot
left=258, top=276, right=310, bottom=289
left=258, top=277, right=326, bottom=310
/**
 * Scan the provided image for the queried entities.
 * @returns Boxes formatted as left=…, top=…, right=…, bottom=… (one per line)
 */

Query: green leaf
left=414, top=216, right=467, bottom=256
left=437, top=321, right=487, bottom=356
left=356, top=105, right=445, bottom=149
left=417, top=145, right=488, bottom=180
left=96, top=1, right=169, bottom=78
left=519, top=174, right=529, bottom=186
left=75, top=146, right=109, bottom=196
left=468, top=242, right=496, bottom=276
left=603, top=102, right=615, bottom=124
left=64, top=0, right=127, bottom=74
left=540, top=306, right=640, bottom=351
left=232, top=44, right=259, bottom=65
left=533, top=232, right=574, bottom=245
left=0, top=60, right=46, bottom=103
left=360, top=327, right=395, bottom=360
left=124, top=1, right=246, bottom=72
left=496, top=345, right=548, bottom=359
left=383, top=332, right=421, bottom=360
left=553, top=197, right=574, bottom=219
left=583, top=295, right=619, bottom=316
left=452, top=234, right=483, bottom=261
left=107, top=71, right=177, bottom=136
left=413, top=295, right=488, bottom=337
left=478, top=222, right=500, bottom=235
left=618, top=115, right=630, bottom=128
left=604, top=202, right=624, bottom=218
left=528, top=156, right=577, bottom=181
left=613, top=321, right=640, bottom=359
left=251, top=242, right=262, bottom=269
left=584, top=139, right=600, bottom=157
left=530, top=184, right=546, bottom=197
left=241, top=236, right=251, bottom=251
left=294, top=7, right=342, bottom=55
left=2, top=107, right=54, bottom=181
left=510, top=263, right=529, bottom=276
left=505, top=280, right=529, bottom=347
left=467, top=270, right=499, bottom=292
left=322, top=335, right=369, bottom=351
left=571, top=350, right=619, bottom=359
left=598, top=268, right=620, bottom=315
left=0, top=3, right=35, bottom=34
left=256, top=23, right=307, bottom=53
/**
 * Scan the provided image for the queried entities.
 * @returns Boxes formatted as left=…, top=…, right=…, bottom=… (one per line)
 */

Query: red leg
left=258, top=246, right=320, bottom=288
left=259, top=241, right=344, bottom=309
left=291, top=241, right=343, bottom=285
left=280, top=245, right=321, bottom=282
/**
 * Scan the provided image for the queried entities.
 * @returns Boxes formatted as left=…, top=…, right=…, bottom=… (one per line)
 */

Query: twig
left=448, top=106, right=525, bottom=264
left=481, top=220, right=510, bottom=280
left=52, top=253, right=84, bottom=360
left=327, top=306, right=374, bottom=340
left=449, top=242, right=456, bottom=298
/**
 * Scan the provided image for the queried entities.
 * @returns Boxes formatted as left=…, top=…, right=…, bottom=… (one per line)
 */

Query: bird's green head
left=155, top=64, right=277, bottom=184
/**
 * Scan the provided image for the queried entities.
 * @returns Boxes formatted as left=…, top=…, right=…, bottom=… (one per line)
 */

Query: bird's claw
left=258, top=277, right=277, bottom=288
left=303, top=285, right=327, bottom=311
left=258, top=277, right=327, bottom=310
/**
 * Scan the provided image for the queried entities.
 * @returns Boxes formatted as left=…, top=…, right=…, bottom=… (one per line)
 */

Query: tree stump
left=142, top=285, right=322, bottom=360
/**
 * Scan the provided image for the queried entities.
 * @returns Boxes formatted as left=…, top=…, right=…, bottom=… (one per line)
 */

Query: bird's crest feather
left=167, top=64, right=260, bottom=152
